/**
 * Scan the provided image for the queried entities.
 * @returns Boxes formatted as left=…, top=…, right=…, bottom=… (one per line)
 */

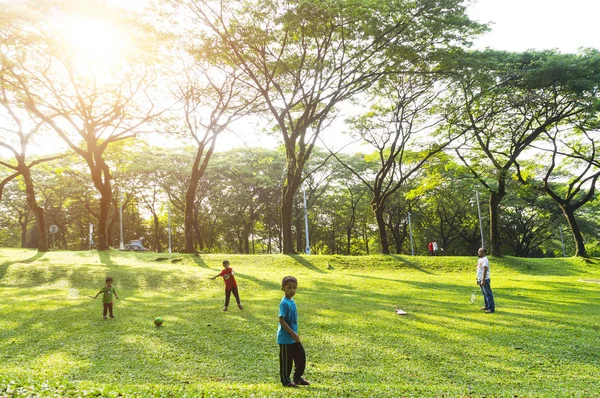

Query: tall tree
left=335, top=73, right=457, bottom=254
left=445, top=49, right=600, bottom=255
left=516, top=123, right=600, bottom=256
left=177, top=0, right=484, bottom=253
left=2, top=1, right=162, bottom=250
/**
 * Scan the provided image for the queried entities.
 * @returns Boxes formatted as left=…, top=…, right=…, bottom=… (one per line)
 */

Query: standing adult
left=476, top=247, right=495, bottom=313
left=432, top=241, right=439, bottom=256
left=428, top=241, right=433, bottom=256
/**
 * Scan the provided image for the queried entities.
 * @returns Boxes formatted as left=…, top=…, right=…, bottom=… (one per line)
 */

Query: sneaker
left=294, top=379, right=310, bottom=386
left=110, top=315, right=115, bottom=319
left=103, top=316, right=107, bottom=319
left=238, top=304, right=243, bottom=310
left=222, top=307, right=228, bottom=311
left=479, top=307, right=488, bottom=311
left=284, top=382, right=298, bottom=388
left=485, top=309, right=495, bottom=313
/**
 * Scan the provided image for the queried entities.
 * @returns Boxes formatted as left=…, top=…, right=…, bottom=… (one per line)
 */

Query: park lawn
left=0, top=249, right=599, bottom=397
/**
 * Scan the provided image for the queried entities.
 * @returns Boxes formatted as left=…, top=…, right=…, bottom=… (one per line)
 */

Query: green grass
left=1, top=249, right=599, bottom=397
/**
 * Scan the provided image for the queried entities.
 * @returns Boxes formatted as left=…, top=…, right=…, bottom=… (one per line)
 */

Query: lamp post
left=559, top=227, right=566, bottom=257
left=119, top=187, right=125, bottom=250
left=167, top=205, right=172, bottom=254
left=475, top=191, right=485, bottom=248
left=303, top=186, right=310, bottom=254
left=407, top=212, right=414, bottom=256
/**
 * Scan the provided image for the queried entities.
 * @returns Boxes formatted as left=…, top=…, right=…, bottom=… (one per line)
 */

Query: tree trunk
left=192, top=204, right=205, bottom=251
left=182, top=176, right=198, bottom=253
left=373, top=202, right=390, bottom=254
left=21, top=167, right=48, bottom=252
left=281, top=184, right=297, bottom=254
left=19, top=211, right=30, bottom=248
left=561, top=205, right=586, bottom=257
left=97, top=188, right=112, bottom=251
left=488, top=178, right=506, bottom=256
left=152, top=212, right=162, bottom=253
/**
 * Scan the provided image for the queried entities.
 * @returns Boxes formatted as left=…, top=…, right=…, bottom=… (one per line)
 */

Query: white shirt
left=477, top=256, right=490, bottom=281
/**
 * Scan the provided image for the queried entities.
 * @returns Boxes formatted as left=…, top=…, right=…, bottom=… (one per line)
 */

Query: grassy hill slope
left=1, top=249, right=599, bottom=397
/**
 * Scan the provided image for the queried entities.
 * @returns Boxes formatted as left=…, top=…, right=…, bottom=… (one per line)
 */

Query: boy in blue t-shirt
left=277, top=276, right=310, bottom=388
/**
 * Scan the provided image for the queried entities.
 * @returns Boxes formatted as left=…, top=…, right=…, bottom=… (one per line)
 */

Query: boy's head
left=105, top=276, right=113, bottom=285
left=281, top=276, right=298, bottom=298
left=222, top=260, right=230, bottom=268
left=478, top=247, right=486, bottom=257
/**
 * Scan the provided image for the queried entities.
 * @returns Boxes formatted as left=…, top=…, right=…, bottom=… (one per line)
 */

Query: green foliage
left=1, top=249, right=599, bottom=397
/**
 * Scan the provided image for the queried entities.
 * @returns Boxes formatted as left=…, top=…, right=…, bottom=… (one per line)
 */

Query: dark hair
left=106, top=276, right=113, bottom=282
left=223, top=260, right=230, bottom=265
left=282, top=276, right=297, bottom=287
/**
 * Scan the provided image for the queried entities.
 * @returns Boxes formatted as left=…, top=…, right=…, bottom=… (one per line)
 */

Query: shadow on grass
left=235, top=272, right=281, bottom=291
left=0, top=251, right=47, bottom=282
left=191, top=255, right=211, bottom=269
left=498, top=256, right=582, bottom=276
left=286, top=254, right=327, bottom=274
left=390, top=255, right=434, bottom=274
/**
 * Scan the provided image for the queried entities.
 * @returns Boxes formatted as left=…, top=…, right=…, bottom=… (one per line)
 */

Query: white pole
left=408, top=212, right=414, bottom=256
left=168, top=205, right=172, bottom=254
left=119, top=187, right=125, bottom=250
left=89, top=223, right=94, bottom=250
left=559, top=227, right=566, bottom=257
left=476, top=191, right=485, bottom=248
left=303, top=186, right=310, bottom=254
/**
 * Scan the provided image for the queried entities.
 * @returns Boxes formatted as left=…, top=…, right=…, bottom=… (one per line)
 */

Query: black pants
left=224, top=287, right=241, bottom=308
left=279, top=342, right=306, bottom=385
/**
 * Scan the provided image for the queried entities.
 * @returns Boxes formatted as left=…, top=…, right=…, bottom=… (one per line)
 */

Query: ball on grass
left=154, top=317, right=163, bottom=327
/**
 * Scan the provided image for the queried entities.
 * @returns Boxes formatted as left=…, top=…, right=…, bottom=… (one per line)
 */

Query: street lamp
left=167, top=205, right=172, bottom=254
left=303, top=185, right=310, bottom=254
left=119, top=186, right=125, bottom=250
left=407, top=212, right=415, bottom=256
left=475, top=191, right=485, bottom=248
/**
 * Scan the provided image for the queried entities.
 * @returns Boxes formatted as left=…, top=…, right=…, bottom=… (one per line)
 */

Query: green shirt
left=99, top=286, right=116, bottom=303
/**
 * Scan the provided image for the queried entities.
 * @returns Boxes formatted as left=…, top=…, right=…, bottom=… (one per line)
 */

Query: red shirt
left=219, top=267, right=237, bottom=290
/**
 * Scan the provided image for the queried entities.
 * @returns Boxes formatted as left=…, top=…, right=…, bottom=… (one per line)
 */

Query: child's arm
left=94, top=289, right=103, bottom=299
left=114, top=289, right=119, bottom=300
left=279, top=316, right=300, bottom=342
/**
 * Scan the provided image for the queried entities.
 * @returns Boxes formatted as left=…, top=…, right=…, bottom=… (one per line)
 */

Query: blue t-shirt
left=277, top=296, right=298, bottom=344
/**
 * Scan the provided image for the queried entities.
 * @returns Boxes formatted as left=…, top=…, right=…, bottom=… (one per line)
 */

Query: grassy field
left=1, top=249, right=599, bottom=397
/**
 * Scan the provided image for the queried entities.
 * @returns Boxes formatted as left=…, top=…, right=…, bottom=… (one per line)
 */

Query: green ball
left=154, top=317, right=163, bottom=327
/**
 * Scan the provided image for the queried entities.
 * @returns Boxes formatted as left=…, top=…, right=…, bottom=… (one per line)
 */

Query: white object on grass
left=470, top=293, right=477, bottom=304
left=395, top=308, right=407, bottom=315
left=68, top=288, right=80, bottom=298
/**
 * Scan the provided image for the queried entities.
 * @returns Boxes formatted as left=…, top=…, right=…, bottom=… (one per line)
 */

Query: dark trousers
left=103, top=302, right=114, bottom=317
left=279, top=342, right=306, bottom=385
left=478, top=279, right=495, bottom=312
left=224, top=287, right=241, bottom=308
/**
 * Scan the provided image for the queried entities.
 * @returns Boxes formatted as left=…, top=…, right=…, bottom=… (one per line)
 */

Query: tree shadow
left=389, top=255, right=434, bottom=274
left=97, top=251, right=116, bottom=267
left=190, top=255, right=211, bottom=269
left=286, top=254, right=327, bottom=273
left=0, top=251, right=48, bottom=282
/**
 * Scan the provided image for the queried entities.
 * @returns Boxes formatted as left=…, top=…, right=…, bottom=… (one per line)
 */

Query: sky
left=468, top=0, right=600, bottom=53
left=3, top=0, right=600, bottom=157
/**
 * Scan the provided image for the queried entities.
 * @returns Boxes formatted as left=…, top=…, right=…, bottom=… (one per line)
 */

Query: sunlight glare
left=50, top=12, right=128, bottom=79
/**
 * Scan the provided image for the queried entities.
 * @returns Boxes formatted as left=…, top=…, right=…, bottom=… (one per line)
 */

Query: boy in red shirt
left=211, top=260, right=243, bottom=311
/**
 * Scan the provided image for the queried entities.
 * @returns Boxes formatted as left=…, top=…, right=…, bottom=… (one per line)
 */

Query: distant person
left=211, top=260, right=243, bottom=311
left=278, top=276, right=310, bottom=388
left=476, top=248, right=495, bottom=313
left=433, top=241, right=439, bottom=256
left=428, top=241, right=434, bottom=255
left=94, top=276, right=119, bottom=319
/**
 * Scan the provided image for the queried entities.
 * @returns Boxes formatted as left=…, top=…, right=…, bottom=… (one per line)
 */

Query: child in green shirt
left=95, top=276, right=119, bottom=319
